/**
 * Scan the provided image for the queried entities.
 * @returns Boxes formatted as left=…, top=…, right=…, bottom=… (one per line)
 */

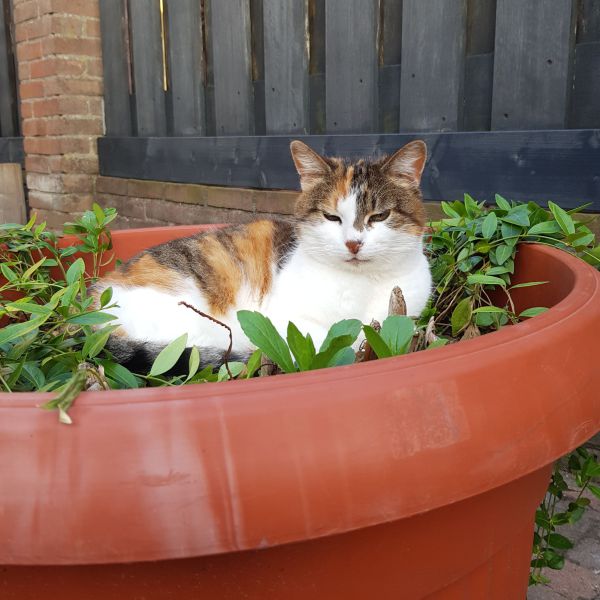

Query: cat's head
left=290, top=140, right=428, bottom=270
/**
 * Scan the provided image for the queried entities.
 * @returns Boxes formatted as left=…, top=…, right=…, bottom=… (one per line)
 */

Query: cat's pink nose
left=345, top=240, right=362, bottom=255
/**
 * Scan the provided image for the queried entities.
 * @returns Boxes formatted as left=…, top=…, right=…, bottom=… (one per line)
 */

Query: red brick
left=19, top=80, right=44, bottom=100
left=32, top=98, right=60, bottom=117
left=25, top=154, right=52, bottom=173
left=96, top=176, right=128, bottom=196
left=98, top=195, right=146, bottom=220
left=24, top=136, right=62, bottom=155
left=29, top=208, right=72, bottom=231
left=48, top=14, right=85, bottom=37
left=44, top=78, right=103, bottom=97
left=43, top=36, right=101, bottom=57
left=84, top=18, right=101, bottom=38
left=164, top=182, right=205, bottom=205
left=205, top=186, right=253, bottom=210
left=27, top=172, right=64, bottom=193
left=28, top=190, right=55, bottom=210
left=59, top=155, right=99, bottom=174
left=54, top=194, right=95, bottom=213
left=62, top=174, right=95, bottom=194
left=127, top=179, right=166, bottom=200
left=16, top=40, right=42, bottom=62
left=13, top=1, right=39, bottom=24
left=19, top=15, right=51, bottom=41
left=43, top=116, right=103, bottom=135
left=49, top=0, right=100, bottom=18
left=85, top=57, right=103, bottom=78
left=254, top=190, right=298, bottom=215
left=146, top=199, right=255, bottom=225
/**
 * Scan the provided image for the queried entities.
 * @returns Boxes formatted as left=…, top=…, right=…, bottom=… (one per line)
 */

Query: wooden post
left=0, top=164, right=26, bottom=224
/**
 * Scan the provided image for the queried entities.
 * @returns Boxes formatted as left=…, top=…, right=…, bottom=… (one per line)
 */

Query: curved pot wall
left=1, top=226, right=599, bottom=599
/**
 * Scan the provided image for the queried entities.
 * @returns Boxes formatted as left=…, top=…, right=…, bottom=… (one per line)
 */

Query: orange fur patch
left=197, top=235, right=242, bottom=315
left=102, top=254, right=183, bottom=292
left=333, top=165, right=353, bottom=208
left=232, top=221, right=274, bottom=301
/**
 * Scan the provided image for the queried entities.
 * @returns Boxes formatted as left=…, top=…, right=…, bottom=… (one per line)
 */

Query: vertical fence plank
left=400, top=0, right=467, bottom=132
left=165, top=0, right=204, bottom=135
left=491, top=0, right=576, bottom=130
left=250, top=0, right=265, bottom=135
left=379, top=0, right=402, bottom=133
left=0, top=0, right=18, bottom=137
left=128, top=0, right=167, bottom=135
left=570, top=0, right=600, bottom=128
left=263, top=0, right=308, bottom=134
left=325, top=0, right=378, bottom=133
left=464, top=0, right=496, bottom=131
left=308, top=0, right=325, bottom=134
left=211, top=0, right=254, bottom=135
left=202, top=0, right=216, bottom=136
left=99, top=0, right=132, bottom=136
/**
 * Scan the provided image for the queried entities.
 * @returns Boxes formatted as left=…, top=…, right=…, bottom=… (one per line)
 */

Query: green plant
left=531, top=447, right=600, bottom=585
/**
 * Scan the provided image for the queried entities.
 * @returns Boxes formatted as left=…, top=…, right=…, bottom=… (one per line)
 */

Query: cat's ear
left=381, top=140, right=427, bottom=185
left=290, top=141, right=331, bottom=190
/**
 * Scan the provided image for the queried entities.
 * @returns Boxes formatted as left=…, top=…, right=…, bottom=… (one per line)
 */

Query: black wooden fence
left=96, top=0, right=600, bottom=210
left=0, top=0, right=22, bottom=164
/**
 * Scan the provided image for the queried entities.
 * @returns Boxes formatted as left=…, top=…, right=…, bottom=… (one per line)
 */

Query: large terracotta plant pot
left=1, top=226, right=599, bottom=600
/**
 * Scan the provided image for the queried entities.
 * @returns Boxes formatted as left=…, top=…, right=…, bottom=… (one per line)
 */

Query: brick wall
left=96, top=177, right=298, bottom=229
left=13, top=0, right=103, bottom=230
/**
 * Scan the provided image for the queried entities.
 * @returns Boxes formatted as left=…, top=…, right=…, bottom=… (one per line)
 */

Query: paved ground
left=528, top=436, right=600, bottom=600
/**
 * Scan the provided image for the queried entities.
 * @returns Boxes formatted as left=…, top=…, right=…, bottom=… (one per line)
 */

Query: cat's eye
left=323, top=212, right=342, bottom=223
left=369, top=210, right=391, bottom=223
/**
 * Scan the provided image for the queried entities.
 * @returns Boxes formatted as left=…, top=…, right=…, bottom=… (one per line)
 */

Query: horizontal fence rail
left=0, top=0, right=19, bottom=141
left=98, top=129, right=600, bottom=210
left=99, top=0, right=600, bottom=137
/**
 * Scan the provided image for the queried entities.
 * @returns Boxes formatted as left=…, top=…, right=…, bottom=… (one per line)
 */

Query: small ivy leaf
left=217, top=361, right=246, bottom=381
left=509, top=281, right=548, bottom=290
left=527, top=221, right=563, bottom=236
left=100, top=286, right=113, bottom=308
left=451, top=297, right=473, bottom=337
left=519, top=307, right=548, bottom=318
left=319, top=319, right=362, bottom=353
left=467, top=274, right=507, bottom=287
left=245, top=348, right=263, bottom=379
left=237, top=310, right=296, bottom=373
left=362, top=325, right=392, bottom=359
left=66, top=257, right=85, bottom=284
left=149, top=333, right=188, bottom=376
left=502, top=207, right=530, bottom=228
left=481, top=212, right=498, bottom=239
left=494, top=194, right=511, bottom=211
left=589, top=484, right=600, bottom=500
left=100, top=361, right=140, bottom=389
left=547, top=533, right=573, bottom=550
left=379, top=315, right=415, bottom=355
left=495, top=243, right=513, bottom=265
left=186, top=346, right=200, bottom=382
left=548, top=201, right=575, bottom=235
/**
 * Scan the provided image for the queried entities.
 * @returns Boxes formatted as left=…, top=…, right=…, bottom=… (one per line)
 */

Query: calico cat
left=93, top=140, right=432, bottom=372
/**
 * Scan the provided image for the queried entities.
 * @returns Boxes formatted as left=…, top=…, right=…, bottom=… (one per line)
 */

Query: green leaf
left=0, top=314, right=48, bottom=345
left=510, top=281, right=548, bottom=290
left=101, top=361, right=140, bottom=388
left=0, top=263, right=18, bottom=282
left=481, top=212, right=498, bottom=239
left=237, top=310, right=296, bottom=373
left=82, top=325, right=118, bottom=359
left=548, top=201, right=575, bottom=235
left=589, top=484, right=600, bottom=500
left=245, top=348, right=263, bottom=378
left=149, top=333, right=188, bottom=376
left=519, top=307, right=548, bottom=318
left=186, top=346, right=200, bottom=381
left=66, top=257, right=85, bottom=284
left=543, top=549, right=565, bottom=571
left=582, top=244, right=600, bottom=266
left=319, top=319, right=362, bottom=353
left=473, top=306, right=506, bottom=314
left=502, top=207, right=530, bottom=227
left=440, top=201, right=461, bottom=218
left=494, top=194, right=511, bottom=211
left=287, top=321, right=316, bottom=371
left=527, top=221, right=563, bottom=236
left=500, top=222, right=522, bottom=246
left=464, top=193, right=479, bottom=217
left=451, top=297, right=472, bottom=336
left=22, top=257, right=47, bottom=280
left=92, top=203, right=105, bottom=226
left=67, top=311, right=117, bottom=325
left=311, top=335, right=356, bottom=369
left=100, top=286, right=113, bottom=308
left=547, top=533, right=573, bottom=550
left=328, top=347, right=356, bottom=366
left=379, top=315, right=415, bottom=355
left=467, top=274, right=507, bottom=287
left=362, top=326, right=392, bottom=359
left=495, top=244, right=513, bottom=265
left=217, top=361, right=246, bottom=381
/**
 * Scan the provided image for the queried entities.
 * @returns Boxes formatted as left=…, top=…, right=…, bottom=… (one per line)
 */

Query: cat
left=93, top=140, right=432, bottom=373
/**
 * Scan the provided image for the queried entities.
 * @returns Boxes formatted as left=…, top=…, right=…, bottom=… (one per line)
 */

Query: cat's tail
left=106, top=336, right=252, bottom=376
